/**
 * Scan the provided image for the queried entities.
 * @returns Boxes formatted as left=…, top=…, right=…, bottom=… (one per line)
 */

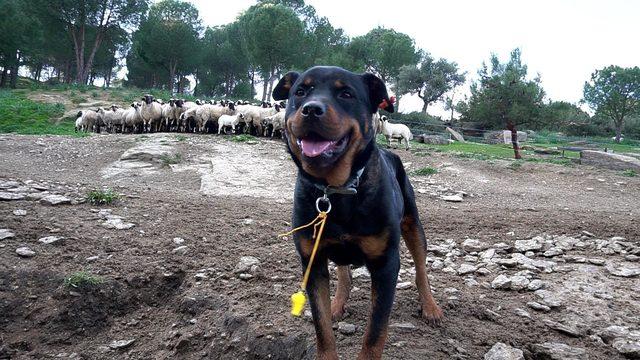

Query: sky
left=187, top=0, right=640, bottom=116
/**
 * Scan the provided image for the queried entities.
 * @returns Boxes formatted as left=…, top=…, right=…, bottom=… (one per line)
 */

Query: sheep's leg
left=385, top=135, right=391, bottom=148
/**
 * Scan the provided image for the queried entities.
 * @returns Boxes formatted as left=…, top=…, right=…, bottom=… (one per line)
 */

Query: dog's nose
left=301, top=101, right=326, bottom=118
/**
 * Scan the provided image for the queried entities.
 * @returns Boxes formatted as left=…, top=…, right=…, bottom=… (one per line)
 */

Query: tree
left=0, top=0, right=42, bottom=87
left=583, top=65, right=640, bottom=142
left=397, top=53, right=466, bottom=114
left=348, top=27, right=420, bottom=84
left=462, top=49, right=545, bottom=159
left=36, top=0, right=147, bottom=84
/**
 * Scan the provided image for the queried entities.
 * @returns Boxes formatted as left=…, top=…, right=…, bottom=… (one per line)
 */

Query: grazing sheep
left=262, top=111, right=285, bottom=138
left=196, top=102, right=237, bottom=133
left=217, top=113, right=245, bottom=134
left=380, top=115, right=413, bottom=150
left=76, top=109, right=101, bottom=133
left=123, top=102, right=143, bottom=133
left=161, top=99, right=175, bottom=132
left=140, top=94, right=163, bottom=133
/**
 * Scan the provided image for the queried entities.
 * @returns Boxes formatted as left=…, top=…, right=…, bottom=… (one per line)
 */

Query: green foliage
left=397, top=53, right=466, bottom=113
left=175, top=135, right=187, bottom=142
left=86, top=189, right=119, bottom=205
left=160, top=153, right=183, bottom=166
left=230, top=134, right=257, bottom=142
left=583, top=65, right=640, bottom=142
left=507, top=161, right=523, bottom=170
left=64, top=271, right=103, bottom=289
left=0, top=90, right=76, bottom=135
left=621, top=169, right=637, bottom=177
left=413, top=167, right=438, bottom=176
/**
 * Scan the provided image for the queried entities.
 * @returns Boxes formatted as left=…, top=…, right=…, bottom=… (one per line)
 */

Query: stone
left=581, top=230, right=595, bottom=237
left=446, top=127, right=466, bottom=142
left=441, top=194, right=463, bottom=202
left=0, top=229, right=16, bottom=240
left=235, top=256, right=260, bottom=274
left=527, top=280, right=545, bottom=291
left=491, top=275, right=512, bottom=290
left=543, top=319, right=587, bottom=337
left=242, top=218, right=254, bottom=225
left=16, top=247, right=35, bottom=257
left=514, top=239, right=543, bottom=252
left=337, top=322, right=356, bottom=335
left=352, top=267, right=370, bottom=279
left=457, top=264, right=477, bottom=275
left=172, top=246, right=188, bottom=255
left=173, top=237, right=185, bottom=245
left=611, top=338, right=640, bottom=358
left=109, top=339, right=136, bottom=350
left=38, top=236, right=64, bottom=245
left=238, top=273, right=253, bottom=280
left=40, top=194, right=71, bottom=206
left=509, top=275, right=530, bottom=291
left=12, top=209, right=27, bottom=216
left=543, top=248, right=563, bottom=257
left=606, top=263, right=640, bottom=278
left=396, top=281, right=412, bottom=290
left=389, top=322, right=418, bottom=331
left=0, top=191, right=26, bottom=201
left=598, top=326, right=630, bottom=343
left=588, top=258, right=606, bottom=266
left=483, top=342, right=524, bottom=360
left=476, top=268, right=491, bottom=276
left=530, top=342, right=587, bottom=360
left=86, top=255, right=100, bottom=262
left=462, top=238, right=490, bottom=253
left=534, top=290, right=563, bottom=308
left=527, top=302, right=551, bottom=312
left=416, top=134, right=450, bottom=145
left=101, top=216, right=135, bottom=230
left=514, top=308, right=531, bottom=319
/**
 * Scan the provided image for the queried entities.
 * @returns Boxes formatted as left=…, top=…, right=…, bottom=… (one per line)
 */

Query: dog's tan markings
left=401, top=214, right=444, bottom=324
left=308, top=266, right=338, bottom=360
left=358, top=289, right=389, bottom=360
left=356, top=229, right=389, bottom=259
left=334, top=79, right=345, bottom=88
left=324, top=120, right=363, bottom=186
left=331, top=265, right=351, bottom=321
left=303, top=77, right=314, bottom=86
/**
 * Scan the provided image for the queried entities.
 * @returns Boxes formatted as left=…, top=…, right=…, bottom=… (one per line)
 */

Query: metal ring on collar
left=315, top=196, right=332, bottom=213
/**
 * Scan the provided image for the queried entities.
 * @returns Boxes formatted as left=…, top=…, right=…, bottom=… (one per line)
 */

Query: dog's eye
left=339, top=90, right=353, bottom=99
left=295, top=88, right=306, bottom=97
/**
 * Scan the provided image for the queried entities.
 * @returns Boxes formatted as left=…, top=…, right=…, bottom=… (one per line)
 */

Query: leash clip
left=315, top=194, right=332, bottom=213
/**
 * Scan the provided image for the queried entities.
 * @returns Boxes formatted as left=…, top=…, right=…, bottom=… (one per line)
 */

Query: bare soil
left=1, top=133, right=638, bottom=359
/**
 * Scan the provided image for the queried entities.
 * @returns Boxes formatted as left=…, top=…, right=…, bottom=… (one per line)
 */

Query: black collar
left=309, top=167, right=365, bottom=196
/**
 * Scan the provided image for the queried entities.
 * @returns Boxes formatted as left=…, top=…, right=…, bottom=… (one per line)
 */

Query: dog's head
left=272, top=66, right=393, bottom=186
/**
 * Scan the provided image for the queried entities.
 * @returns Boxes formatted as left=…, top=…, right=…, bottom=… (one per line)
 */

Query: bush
left=412, top=166, right=438, bottom=175
left=64, top=271, right=103, bottom=289
left=86, top=189, right=119, bottom=205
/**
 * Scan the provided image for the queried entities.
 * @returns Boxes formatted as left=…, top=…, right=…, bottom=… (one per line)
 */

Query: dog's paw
left=421, top=303, right=444, bottom=326
left=331, top=301, right=347, bottom=322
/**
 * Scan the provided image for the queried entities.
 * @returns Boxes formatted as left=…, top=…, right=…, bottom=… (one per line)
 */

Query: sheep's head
left=175, top=99, right=184, bottom=107
left=169, top=99, right=175, bottom=106
left=228, top=102, right=235, bottom=111
left=238, top=113, right=245, bottom=120
left=380, top=115, right=388, bottom=122
left=141, top=94, right=153, bottom=105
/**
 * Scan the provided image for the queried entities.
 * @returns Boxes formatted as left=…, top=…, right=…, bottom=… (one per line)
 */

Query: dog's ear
left=361, top=73, right=394, bottom=113
left=272, top=71, right=300, bottom=101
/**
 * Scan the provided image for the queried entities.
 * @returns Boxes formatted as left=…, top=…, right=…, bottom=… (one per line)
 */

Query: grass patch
left=175, top=135, right=187, bottom=142
left=86, top=188, right=119, bottom=205
left=64, top=271, right=103, bottom=289
left=230, top=134, right=256, bottom=142
left=0, top=90, right=78, bottom=135
left=413, top=166, right=438, bottom=176
left=621, top=169, right=637, bottom=177
left=160, top=153, right=182, bottom=166
left=507, top=161, right=523, bottom=170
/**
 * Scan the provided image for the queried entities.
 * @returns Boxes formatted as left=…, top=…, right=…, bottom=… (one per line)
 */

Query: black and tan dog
left=272, top=66, right=443, bottom=360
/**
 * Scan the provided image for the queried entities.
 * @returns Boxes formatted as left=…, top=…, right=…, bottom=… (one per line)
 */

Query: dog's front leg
left=306, top=256, right=338, bottom=360
left=358, top=254, right=400, bottom=360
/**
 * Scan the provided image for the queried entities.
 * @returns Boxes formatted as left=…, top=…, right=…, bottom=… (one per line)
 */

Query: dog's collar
left=311, top=167, right=365, bottom=196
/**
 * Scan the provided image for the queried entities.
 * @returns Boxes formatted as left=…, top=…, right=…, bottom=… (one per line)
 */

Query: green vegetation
left=64, top=271, right=103, bottom=289
left=413, top=167, right=438, bottom=176
left=86, top=189, right=120, bottom=205
left=160, top=153, right=183, bottom=166
left=621, top=169, right=637, bottom=177
left=230, top=134, right=257, bottom=142
left=0, top=90, right=75, bottom=135
left=175, top=135, right=187, bottom=142
left=507, top=161, right=523, bottom=170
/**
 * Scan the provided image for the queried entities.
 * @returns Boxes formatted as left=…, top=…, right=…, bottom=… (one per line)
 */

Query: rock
left=514, top=308, right=531, bottom=319
left=484, top=342, right=524, bottom=360
left=534, top=290, right=563, bottom=308
left=337, top=322, right=356, bottom=335
left=416, top=134, right=450, bottom=145
left=527, top=302, right=551, bottom=312
left=612, top=338, right=640, bottom=358
left=457, top=264, right=477, bottom=275
left=235, top=256, right=260, bottom=274
left=396, top=281, right=412, bottom=290
left=242, top=218, right=254, bottom=226
left=16, top=247, right=35, bottom=257
left=431, top=259, right=444, bottom=270
left=352, top=267, right=370, bottom=279
left=238, top=273, right=253, bottom=280
left=515, top=239, right=543, bottom=252
left=389, top=322, right=418, bottom=331
left=39, top=194, right=71, bottom=206
left=606, top=263, right=640, bottom=278
left=172, top=246, right=188, bottom=255
left=38, top=236, right=64, bottom=245
left=0, top=191, right=26, bottom=201
left=173, top=237, right=185, bottom=245
left=462, top=238, right=491, bottom=253
left=86, top=255, right=99, bottom=262
left=12, top=209, right=27, bottom=216
left=491, top=275, right=512, bottom=290
left=109, top=339, right=136, bottom=350
left=527, top=280, right=546, bottom=291
left=441, top=194, right=463, bottom=202
left=598, top=326, right=630, bottom=343
left=476, top=267, right=491, bottom=276
left=493, top=242, right=513, bottom=252
left=543, top=248, right=563, bottom=257
left=509, top=276, right=530, bottom=291
left=581, top=231, right=595, bottom=237
left=0, top=229, right=16, bottom=240
left=588, top=258, right=606, bottom=266
left=543, top=319, right=587, bottom=337
left=530, top=342, right=587, bottom=360
left=101, top=216, right=135, bottom=230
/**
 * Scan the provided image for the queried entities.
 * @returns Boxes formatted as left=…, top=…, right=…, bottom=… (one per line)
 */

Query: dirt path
left=1, top=133, right=639, bottom=359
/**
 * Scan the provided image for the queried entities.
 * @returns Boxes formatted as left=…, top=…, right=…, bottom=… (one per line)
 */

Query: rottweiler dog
left=272, top=66, right=443, bottom=360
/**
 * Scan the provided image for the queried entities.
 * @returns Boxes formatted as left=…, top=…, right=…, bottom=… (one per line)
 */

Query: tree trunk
left=266, top=72, right=275, bottom=102
left=9, top=52, right=20, bottom=89
left=168, top=60, right=177, bottom=93
left=615, top=121, right=623, bottom=143
left=422, top=101, right=428, bottom=114
left=506, top=122, right=522, bottom=159
left=0, top=68, right=7, bottom=87
left=261, top=73, right=269, bottom=102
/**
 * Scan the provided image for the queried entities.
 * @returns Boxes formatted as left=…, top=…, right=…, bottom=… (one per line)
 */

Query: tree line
left=1, top=0, right=638, bottom=142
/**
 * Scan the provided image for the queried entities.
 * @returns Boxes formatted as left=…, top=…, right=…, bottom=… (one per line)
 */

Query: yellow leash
left=279, top=210, right=329, bottom=316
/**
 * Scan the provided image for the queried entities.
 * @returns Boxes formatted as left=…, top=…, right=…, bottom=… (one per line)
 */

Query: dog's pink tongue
left=300, top=138, right=334, bottom=157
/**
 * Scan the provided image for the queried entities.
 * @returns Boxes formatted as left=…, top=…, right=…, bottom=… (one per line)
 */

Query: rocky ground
left=0, top=133, right=639, bottom=360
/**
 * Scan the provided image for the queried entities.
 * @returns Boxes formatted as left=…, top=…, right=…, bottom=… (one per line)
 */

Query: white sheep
left=123, top=102, right=143, bottom=133
left=218, top=113, right=245, bottom=134
left=98, top=105, right=125, bottom=133
left=262, top=111, right=285, bottom=138
left=140, top=94, right=163, bottom=132
left=380, top=115, right=413, bottom=150
left=161, top=100, right=175, bottom=131
left=76, top=109, right=101, bottom=132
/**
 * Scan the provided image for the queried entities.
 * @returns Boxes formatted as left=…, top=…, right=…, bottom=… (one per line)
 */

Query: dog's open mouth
left=297, top=132, right=350, bottom=159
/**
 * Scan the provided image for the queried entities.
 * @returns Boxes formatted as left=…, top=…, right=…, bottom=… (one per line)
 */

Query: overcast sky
left=187, top=0, right=639, bottom=115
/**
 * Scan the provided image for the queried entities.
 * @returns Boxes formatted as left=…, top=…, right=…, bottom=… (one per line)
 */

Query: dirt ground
left=1, top=133, right=639, bottom=359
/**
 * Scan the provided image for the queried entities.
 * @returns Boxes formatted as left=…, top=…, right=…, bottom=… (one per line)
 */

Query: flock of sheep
left=74, top=94, right=414, bottom=148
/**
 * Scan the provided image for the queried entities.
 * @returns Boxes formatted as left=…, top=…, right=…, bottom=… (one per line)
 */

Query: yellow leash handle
left=279, top=211, right=328, bottom=316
